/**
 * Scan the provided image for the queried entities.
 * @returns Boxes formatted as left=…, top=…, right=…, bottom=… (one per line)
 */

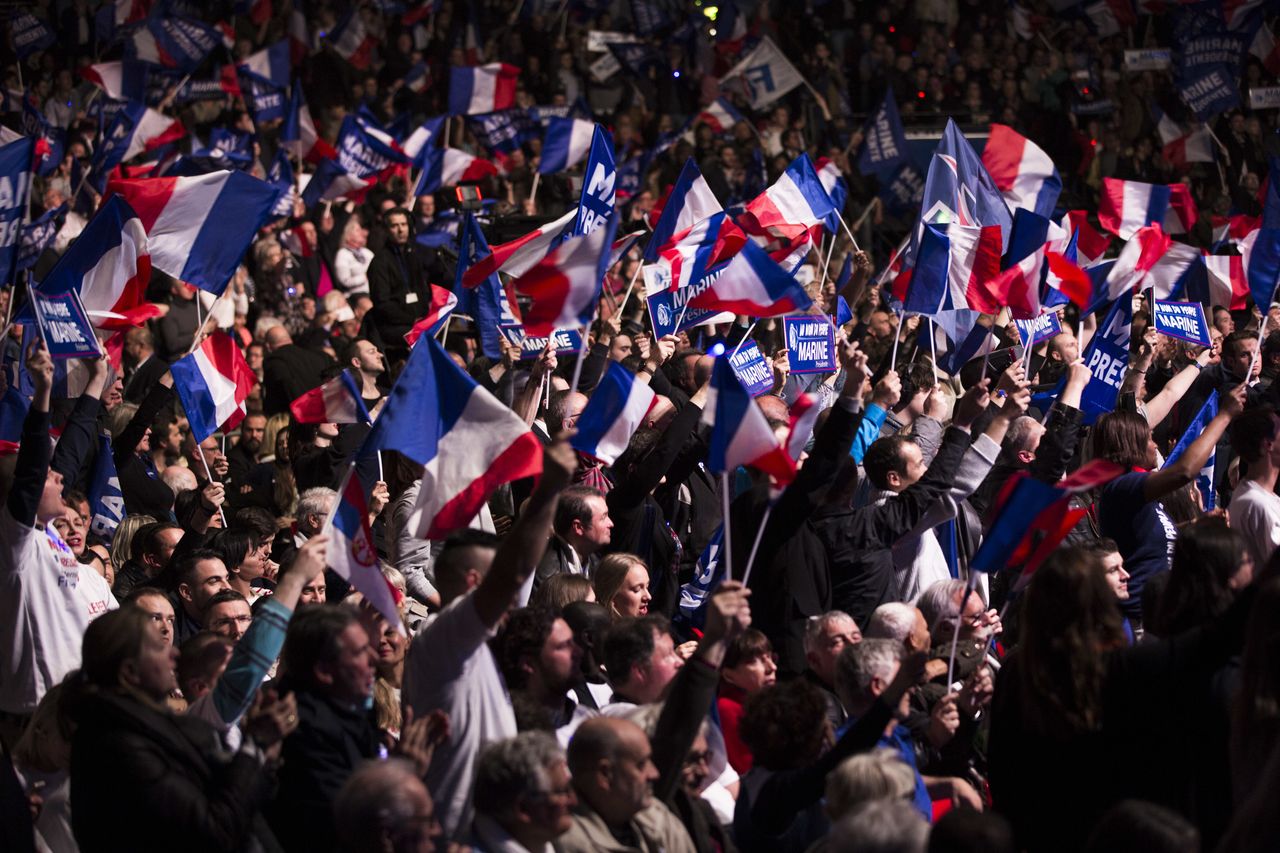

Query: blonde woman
left=333, top=217, right=373, bottom=294
left=592, top=553, right=651, bottom=619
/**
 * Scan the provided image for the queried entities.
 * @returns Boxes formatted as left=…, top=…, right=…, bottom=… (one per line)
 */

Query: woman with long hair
left=989, top=546, right=1256, bottom=852
left=1150, top=517, right=1253, bottom=637
left=1090, top=386, right=1243, bottom=628
left=592, top=553, right=652, bottom=619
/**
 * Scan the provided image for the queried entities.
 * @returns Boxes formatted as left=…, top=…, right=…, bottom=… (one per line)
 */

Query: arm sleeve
left=211, top=597, right=292, bottom=726
left=650, top=658, right=720, bottom=804
left=1030, top=404, right=1082, bottom=484
left=570, top=343, right=610, bottom=396
left=7, top=407, right=52, bottom=526
left=910, top=416, right=944, bottom=466
left=608, top=401, right=703, bottom=510
left=904, top=433, right=1002, bottom=537
left=113, top=383, right=174, bottom=469
left=867, top=427, right=971, bottom=546
left=849, top=403, right=889, bottom=464
left=51, top=391, right=102, bottom=488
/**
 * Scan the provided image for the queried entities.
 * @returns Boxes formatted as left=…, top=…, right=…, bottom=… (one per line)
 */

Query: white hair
left=864, top=603, right=918, bottom=645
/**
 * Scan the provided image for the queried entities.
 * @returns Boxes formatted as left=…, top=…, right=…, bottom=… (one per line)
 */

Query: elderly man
left=472, top=732, right=576, bottom=851
left=802, top=610, right=862, bottom=730
left=261, top=325, right=335, bottom=416
left=335, top=760, right=441, bottom=853
left=559, top=717, right=696, bottom=853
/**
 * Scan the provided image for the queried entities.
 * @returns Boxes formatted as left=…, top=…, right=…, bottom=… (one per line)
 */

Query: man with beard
left=346, top=339, right=386, bottom=409
left=226, top=413, right=267, bottom=493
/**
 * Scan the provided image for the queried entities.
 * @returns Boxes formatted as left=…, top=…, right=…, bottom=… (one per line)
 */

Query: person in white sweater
left=333, top=217, right=373, bottom=295
left=1228, top=407, right=1280, bottom=567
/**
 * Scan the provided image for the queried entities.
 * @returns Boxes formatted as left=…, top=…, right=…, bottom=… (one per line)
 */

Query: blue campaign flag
left=242, top=76, right=287, bottom=124
left=10, top=12, right=56, bottom=59
left=879, top=161, right=925, bottom=214
left=335, top=113, right=408, bottom=178
left=21, top=99, right=63, bottom=178
left=676, top=524, right=726, bottom=630
left=1246, top=228, right=1280, bottom=310
left=858, top=88, right=908, bottom=178
left=87, top=433, right=125, bottom=540
left=0, top=137, right=34, bottom=287
left=1163, top=390, right=1218, bottom=510
left=912, top=119, right=1013, bottom=263
left=265, top=149, right=295, bottom=218
left=1151, top=299, right=1210, bottom=347
left=785, top=316, right=837, bottom=374
left=969, top=475, right=1065, bottom=573
left=454, top=216, right=508, bottom=360
left=1179, top=65, right=1240, bottom=121
left=18, top=203, right=64, bottom=273
left=727, top=341, right=773, bottom=396
left=28, top=288, right=100, bottom=360
left=0, top=381, right=29, bottom=453
left=1014, top=311, right=1062, bottom=349
left=1264, top=157, right=1280, bottom=230
left=1077, top=293, right=1133, bottom=424
left=573, top=125, right=616, bottom=237
left=902, top=224, right=951, bottom=315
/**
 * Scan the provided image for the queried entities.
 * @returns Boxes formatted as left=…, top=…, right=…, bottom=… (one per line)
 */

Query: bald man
left=261, top=324, right=335, bottom=416
left=559, top=718, right=696, bottom=853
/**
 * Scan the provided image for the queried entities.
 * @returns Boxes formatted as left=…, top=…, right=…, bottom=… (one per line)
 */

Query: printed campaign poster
left=728, top=341, right=773, bottom=396
left=499, top=324, right=584, bottom=359
left=784, top=316, right=837, bottom=374
left=1151, top=299, right=1210, bottom=347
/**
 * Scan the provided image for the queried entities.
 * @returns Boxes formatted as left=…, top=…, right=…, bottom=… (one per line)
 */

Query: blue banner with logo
left=0, top=138, right=34, bottom=287
left=728, top=341, right=773, bottom=397
left=1014, top=312, right=1062, bottom=349
left=28, top=288, right=100, bottom=360
left=1078, top=294, right=1132, bottom=424
left=858, top=88, right=908, bottom=178
left=499, top=324, right=584, bottom=358
left=88, top=433, right=125, bottom=540
left=574, top=125, right=616, bottom=236
left=1179, top=65, right=1241, bottom=121
left=1152, top=299, right=1211, bottom=347
left=784, top=316, right=837, bottom=374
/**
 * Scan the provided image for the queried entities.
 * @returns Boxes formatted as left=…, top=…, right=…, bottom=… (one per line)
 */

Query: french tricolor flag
left=413, top=147, right=497, bottom=194
left=116, top=106, right=186, bottom=165
left=981, top=123, right=1062, bottom=220
left=105, top=170, right=283, bottom=295
left=1063, top=210, right=1111, bottom=265
left=36, top=196, right=159, bottom=330
left=1244, top=228, right=1280, bottom=310
left=899, top=222, right=1003, bottom=316
left=740, top=153, right=836, bottom=244
left=1198, top=254, right=1250, bottom=309
left=80, top=60, right=149, bottom=102
left=815, top=156, right=848, bottom=232
left=169, top=332, right=257, bottom=442
left=403, top=61, right=430, bottom=93
left=539, top=118, right=596, bottom=174
left=571, top=362, right=657, bottom=465
left=282, top=78, right=338, bottom=163
left=328, top=9, right=376, bottom=69
left=1099, top=177, right=1197, bottom=239
left=645, top=158, right=725, bottom=261
left=703, top=355, right=797, bottom=485
left=448, top=63, right=519, bottom=115
left=290, top=372, right=371, bottom=424
left=512, top=215, right=617, bottom=336
left=402, top=115, right=446, bottom=160
left=695, top=98, right=746, bottom=134
left=1251, top=21, right=1280, bottom=75
left=238, top=39, right=291, bottom=88
left=1099, top=224, right=1176, bottom=305
left=688, top=239, right=813, bottom=318
left=403, top=285, right=459, bottom=346
left=364, top=335, right=543, bottom=539
left=326, top=465, right=404, bottom=630
left=785, top=393, right=820, bottom=461
left=659, top=213, right=746, bottom=292
left=461, top=209, right=576, bottom=287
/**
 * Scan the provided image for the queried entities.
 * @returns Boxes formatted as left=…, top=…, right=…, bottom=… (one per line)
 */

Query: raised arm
left=1142, top=349, right=1213, bottom=429
left=51, top=356, right=109, bottom=487
left=472, top=439, right=575, bottom=627
left=1143, top=382, right=1245, bottom=502
left=7, top=339, right=54, bottom=527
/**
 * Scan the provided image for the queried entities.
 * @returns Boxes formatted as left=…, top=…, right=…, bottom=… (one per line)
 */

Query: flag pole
left=195, top=442, right=228, bottom=527
left=731, top=321, right=758, bottom=356
left=740, top=504, right=771, bottom=589
left=674, top=298, right=691, bottom=336
left=945, top=571, right=979, bottom=693
left=818, top=232, right=838, bottom=286
left=979, top=324, right=995, bottom=383
left=616, top=262, right=645, bottom=316
left=529, top=171, right=541, bottom=212
left=926, top=318, right=936, bottom=368
left=569, top=308, right=598, bottom=396
left=720, top=472, right=735, bottom=583
left=835, top=210, right=862, bottom=253
left=889, top=310, right=902, bottom=369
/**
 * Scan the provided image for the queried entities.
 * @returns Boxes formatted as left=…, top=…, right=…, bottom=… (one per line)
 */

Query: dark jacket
left=262, top=344, right=335, bottom=417
left=812, top=425, right=969, bottom=630
left=113, top=383, right=175, bottom=520
left=123, top=354, right=170, bottom=405
left=266, top=685, right=382, bottom=853
left=366, top=242, right=450, bottom=358
left=70, top=689, right=276, bottom=853
left=728, top=398, right=866, bottom=678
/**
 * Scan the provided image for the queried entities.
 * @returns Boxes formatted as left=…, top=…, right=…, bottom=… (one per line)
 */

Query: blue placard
left=28, top=288, right=100, bottom=359
left=644, top=263, right=731, bottom=337
left=573, top=125, right=616, bottom=236
left=1152, top=299, right=1211, bottom=347
left=728, top=341, right=773, bottom=397
left=784, top=316, right=837, bottom=374
left=1078, top=294, right=1132, bottom=425
left=499, top=324, right=584, bottom=359
left=1014, top=312, right=1062, bottom=349
left=1179, top=65, right=1240, bottom=121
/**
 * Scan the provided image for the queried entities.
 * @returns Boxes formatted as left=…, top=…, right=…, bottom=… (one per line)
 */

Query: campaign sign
left=1078, top=294, right=1133, bottom=425
left=643, top=264, right=732, bottom=337
left=573, top=125, right=615, bottom=237
left=784, top=316, right=837, bottom=374
left=499, top=324, right=583, bottom=359
left=28, top=288, right=100, bottom=359
left=1123, top=49, right=1171, bottom=71
left=1179, top=66, right=1240, bottom=121
left=728, top=341, right=773, bottom=397
left=1152, top=299, right=1211, bottom=347
left=1249, top=87, right=1280, bottom=109
left=1014, top=312, right=1062, bottom=349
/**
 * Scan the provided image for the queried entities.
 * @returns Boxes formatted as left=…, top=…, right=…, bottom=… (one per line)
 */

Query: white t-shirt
left=1229, top=479, right=1280, bottom=567
left=404, top=591, right=516, bottom=841
left=0, top=510, right=117, bottom=714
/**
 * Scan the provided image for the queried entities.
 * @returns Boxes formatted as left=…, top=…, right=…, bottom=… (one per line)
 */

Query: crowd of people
left=3, top=0, right=1280, bottom=852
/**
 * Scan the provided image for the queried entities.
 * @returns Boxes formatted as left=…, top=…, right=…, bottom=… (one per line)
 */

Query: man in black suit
left=121, top=327, right=169, bottom=404
left=261, top=325, right=335, bottom=416
left=365, top=207, right=452, bottom=362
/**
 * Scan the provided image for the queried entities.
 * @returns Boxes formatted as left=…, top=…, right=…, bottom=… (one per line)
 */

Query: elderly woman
left=333, top=218, right=373, bottom=295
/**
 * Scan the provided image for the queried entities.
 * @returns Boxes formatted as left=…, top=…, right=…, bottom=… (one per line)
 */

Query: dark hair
left=928, top=807, right=1016, bottom=853
left=175, top=631, right=232, bottom=696
left=1084, top=800, right=1199, bottom=853
left=208, top=529, right=255, bottom=573
left=135, top=521, right=180, bottom=562
left=1091, top=410, right=1152, bottom=470
left=1014, top=547, right=1126, bottom=736
left=901, top=361, right=935, bottom=402
left=170, top=548, right=226, bottom=591
left=554, top=486, right=604, bottom=538
left=613, top=428, right=661, bottom=475
left=546, top=390, right=576, bottom=435
left=173, top=489, right=206, bottom=529
left=532, top=573, right=595, bottom=613
left=231, top=506, right=277, bottom=544
left=1150, top=517, right=1247, bottom=637
left=493, top=606, right=558, bottom=691
left=1079, top=537, right=1120, bottom=558
left=739, top=680, right=830, bottom=770
left=382, top=206, right=412, bottom=227
left=864, top=436, right=913, bottom=490
left=79, top=608, right=151, bottom=690
left=1230, top=407, right=1279, bottom=464
left=1223, top=330, right=1254, bottom=360
left=280, top=605, right=358, bottom=689
left=201, top=589, right=248, bottom=620
left=602, top=615, right=669, bottom=685
left=435, top=529, right=500, bottom=603
left=723, top=628, right=773, bottom=670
